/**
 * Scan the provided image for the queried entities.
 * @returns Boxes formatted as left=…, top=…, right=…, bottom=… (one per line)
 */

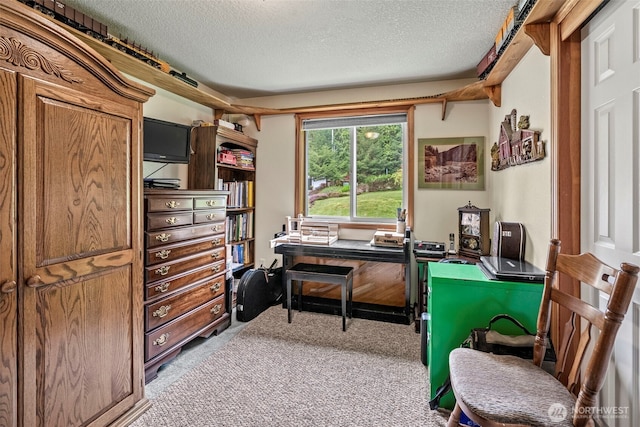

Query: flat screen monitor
left=143, top=117, right=192, bottom=164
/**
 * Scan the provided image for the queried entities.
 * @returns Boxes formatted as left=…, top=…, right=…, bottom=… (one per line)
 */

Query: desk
left=274, top=239, right=412, bottom=324
left=427, top=262, right=543, bottom=409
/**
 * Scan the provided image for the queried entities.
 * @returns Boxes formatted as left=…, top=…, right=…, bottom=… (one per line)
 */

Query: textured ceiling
left=62, top=0, right=516, bottom=99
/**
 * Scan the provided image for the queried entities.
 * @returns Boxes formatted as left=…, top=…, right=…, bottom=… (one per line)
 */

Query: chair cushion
left=449, top=348, right=576, bottom=427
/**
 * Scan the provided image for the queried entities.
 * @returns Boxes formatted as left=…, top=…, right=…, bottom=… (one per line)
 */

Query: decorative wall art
left=491, top=108, right=545, bottom=171
left=418, top=136, right=485, bottom=190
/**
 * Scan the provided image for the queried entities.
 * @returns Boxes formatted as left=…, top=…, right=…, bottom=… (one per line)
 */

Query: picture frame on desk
left=417, top=136, right=485, bottom=190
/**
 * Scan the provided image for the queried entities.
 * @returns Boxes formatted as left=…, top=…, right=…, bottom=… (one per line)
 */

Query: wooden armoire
left=0, top=1, right=154, bottom=426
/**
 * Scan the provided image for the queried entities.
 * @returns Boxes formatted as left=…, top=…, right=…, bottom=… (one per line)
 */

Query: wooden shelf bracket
left=483, top=84, right=502, bottom=107
left=525, top=23, right=551, bottom=56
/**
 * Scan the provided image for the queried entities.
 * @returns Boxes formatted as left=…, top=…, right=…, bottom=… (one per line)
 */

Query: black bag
left=465, top=314, right=556, bottom=364
left=428, top=314, right=556, bottom=410
left=236, top=261, right=282, bottom=322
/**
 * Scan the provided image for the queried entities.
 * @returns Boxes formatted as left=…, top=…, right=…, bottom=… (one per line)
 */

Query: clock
left=458, top=201, right=490, bottom=258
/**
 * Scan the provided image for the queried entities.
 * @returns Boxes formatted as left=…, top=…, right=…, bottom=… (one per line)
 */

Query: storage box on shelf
left=188, top=125, right=258, bottom=279
left=143, top=189, right=231, bottom=382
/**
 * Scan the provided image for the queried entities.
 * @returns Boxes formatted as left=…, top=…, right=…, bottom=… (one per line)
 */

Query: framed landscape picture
left=418, top=136, right=485, bottom=190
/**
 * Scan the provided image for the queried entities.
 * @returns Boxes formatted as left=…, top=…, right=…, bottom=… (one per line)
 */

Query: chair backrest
left=533, top=239, right=639, bottom=420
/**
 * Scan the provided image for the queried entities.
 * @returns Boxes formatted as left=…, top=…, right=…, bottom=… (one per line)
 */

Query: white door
left=581, top=1, right=640, bottom=426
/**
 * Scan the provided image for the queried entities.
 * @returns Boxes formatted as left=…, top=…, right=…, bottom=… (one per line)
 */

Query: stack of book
left=230, top=149, right=255, bottom=169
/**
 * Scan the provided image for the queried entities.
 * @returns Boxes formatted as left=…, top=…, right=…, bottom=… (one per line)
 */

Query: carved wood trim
left=0, top=36, right=82, bottom=83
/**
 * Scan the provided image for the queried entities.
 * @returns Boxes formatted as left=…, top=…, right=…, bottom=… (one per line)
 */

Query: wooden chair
left=446, top=239, right=639, bottom=427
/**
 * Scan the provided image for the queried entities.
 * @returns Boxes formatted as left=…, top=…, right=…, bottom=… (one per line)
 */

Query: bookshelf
left=188, top=126, right=258, bottom=280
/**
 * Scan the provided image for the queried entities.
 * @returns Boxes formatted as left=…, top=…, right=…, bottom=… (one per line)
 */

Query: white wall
left=133, top=77, right=215, bottom=188
left=487, top=48, right=551, bottom=268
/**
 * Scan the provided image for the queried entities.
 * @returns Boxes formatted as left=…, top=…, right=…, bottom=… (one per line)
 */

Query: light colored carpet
left=131, top=306, right=450, bottom=427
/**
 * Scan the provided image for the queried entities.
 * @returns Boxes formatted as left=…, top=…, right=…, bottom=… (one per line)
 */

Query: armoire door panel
left=0, top=67, right=17, bottom=427
left=29, top=266, right=133, bottom=426
left=35, top=96, right=132, bottom=267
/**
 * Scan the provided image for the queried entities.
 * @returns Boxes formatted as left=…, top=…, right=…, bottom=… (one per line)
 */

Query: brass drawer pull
left=212, top=238, right=222, bottom=246
left=155, top=282, right=171, bottom=293
left=155, top=249, right=171, bottom=260
left=205, top=200, right=219, bottom=207
left=153, top=305, right=171, bottom=318
left=165, top=200, right=180, bottom=209
left=206, top=213, right=216, bottom=220
left=210, top=282, right=221, bottom=292
left=212, top=252, right=221, bottom=259
left=212, top=265, right=221, bottom=273
left=211, top=304, right=222, bottom=315
left=166, top=217, right=177, bottom=225
left=155, top=233, right=171, bottom=242
left=153, top=333, right=170, bottom=346
left=155, top=266, right=170, bottom=276
left=212, top=225, right=222, bottom=232
left=1, top=280, right=17, bottom=294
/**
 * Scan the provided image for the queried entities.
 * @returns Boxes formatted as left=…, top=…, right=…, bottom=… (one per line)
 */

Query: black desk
left=274, top=239, right=412, bottom=324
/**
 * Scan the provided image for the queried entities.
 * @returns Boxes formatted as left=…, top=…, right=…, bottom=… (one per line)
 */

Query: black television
left=143, top=117, right=192, bottom=164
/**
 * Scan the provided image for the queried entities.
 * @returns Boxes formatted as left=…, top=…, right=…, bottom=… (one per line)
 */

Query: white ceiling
left=63, top=0, right=517, bottom=99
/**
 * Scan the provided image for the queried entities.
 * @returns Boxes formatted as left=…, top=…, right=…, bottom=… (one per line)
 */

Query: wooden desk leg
left=287, top=276, right=292, bottom=323
left=341, top=281, right=346, bottom=332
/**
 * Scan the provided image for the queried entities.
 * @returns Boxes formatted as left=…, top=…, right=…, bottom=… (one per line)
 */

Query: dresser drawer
left=194, top=195, right=226, bottom=210
left=147, top=212, right=194, bottom=230
left=145, top=295, right=226, bottom=360
left=145, top=253, right=225, bottom=282
left=145, top=266, right=225, bottom=300
left=146, top=234, right=226, bottom=265
left=146, top=222, right=225, bottom=247
left=145, top=277, right=227, bottom=330
left=146, top=196, right=193, bottom=212
left=193, top=209, right=226, bottom=224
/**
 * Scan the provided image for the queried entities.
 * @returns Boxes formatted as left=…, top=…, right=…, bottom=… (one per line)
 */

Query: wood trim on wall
left=550, top=17, right=584, bottom=382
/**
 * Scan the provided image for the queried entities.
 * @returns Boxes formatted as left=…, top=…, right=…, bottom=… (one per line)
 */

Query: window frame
left=295, top=106, right=414, bottom=231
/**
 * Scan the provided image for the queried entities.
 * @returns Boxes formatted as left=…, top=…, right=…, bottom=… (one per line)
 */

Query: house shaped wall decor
left=491, top=108, right=545, bottom=171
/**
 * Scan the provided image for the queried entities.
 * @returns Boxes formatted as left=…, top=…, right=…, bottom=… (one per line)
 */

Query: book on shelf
left=230, top=242, right=252, bottom=266
left=229, top=149, right=255, bottom=169
left=226, top=211, right=254, bottom=241
left=220, top=180, right=254, bottom=208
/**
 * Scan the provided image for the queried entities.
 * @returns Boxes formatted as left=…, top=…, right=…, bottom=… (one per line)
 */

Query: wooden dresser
left=144, top=189, right=231, bottom=382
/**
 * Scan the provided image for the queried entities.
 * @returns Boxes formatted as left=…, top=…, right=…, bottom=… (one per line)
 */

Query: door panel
left=581, top=2, right=640, bottom=426
left=36, top=98, right=132, bottom=266
left=35, top=267, right=132, bottom=425
left=0, top=67, right=17, bottom=427
left=20, top=75, right=142, bottom=427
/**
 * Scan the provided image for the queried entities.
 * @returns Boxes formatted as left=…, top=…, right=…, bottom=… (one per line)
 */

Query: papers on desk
left=270, top=217, right=339, bottom=247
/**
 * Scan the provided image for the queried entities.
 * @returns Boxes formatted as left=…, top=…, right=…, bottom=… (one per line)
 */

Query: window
left=296, top=107, right=414, bottom=226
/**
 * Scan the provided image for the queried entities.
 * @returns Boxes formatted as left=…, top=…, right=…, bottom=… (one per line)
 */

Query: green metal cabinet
left=426, top=262, right=543, bottom=409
